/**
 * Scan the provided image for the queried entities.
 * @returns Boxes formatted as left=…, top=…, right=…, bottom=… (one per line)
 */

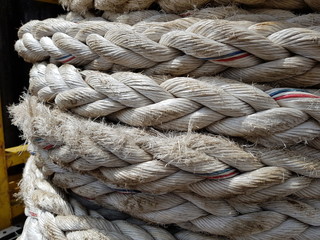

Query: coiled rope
left=58, top=0, right=320, bottom=14
left=15, top=11, right=320, bottom=86
left=14, top=3, right=320, bottom=239
left=25, top=63, right=320, bottom=148
left=13, top=98, right=320, bottom=239
left=19, top=154, right=217, bottom=240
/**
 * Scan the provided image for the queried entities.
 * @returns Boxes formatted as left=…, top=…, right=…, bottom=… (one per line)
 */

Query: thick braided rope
left=19, top=155, right=216, bottom=240
left=24, top=143, right=320, bottom=239
left=19, top=5, right=256, bottom=29
left=58, top=0, right=320, bottom=13
left=40, top=155, right=319, bottom=240
left=15, top=12, right=320, bottom=86
left=10, top=96, right=320, bottom=199
left=26, top=63, right=320, bottom=148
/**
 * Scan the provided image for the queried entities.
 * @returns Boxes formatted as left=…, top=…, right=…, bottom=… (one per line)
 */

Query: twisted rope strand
left=27, top=63, right=320, bottom=147
left=58, top=0, right=320, bottom=13
left=28, top=153, right=320, bottom=239
left=14, top=12, right=320, bottom=86
left=19, top=155, right=217, bottom=240
left=10, top=97, right=320, bottom=199
left=13, top=100, right=320, bottom=237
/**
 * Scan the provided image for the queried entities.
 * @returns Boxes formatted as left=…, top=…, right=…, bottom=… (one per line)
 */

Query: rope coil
left=57, top=0, right=320, bottom=14
left=12, top=100, right=320, bottom=238
left=26, top=63, right=320, bottom=148
left=13, top=3, right=320, bottom=239
left=22, top=148, right=320, bottom=239
left=19, top=155, right=218, bottom=240
left=15, top=11, right=320, bottom=86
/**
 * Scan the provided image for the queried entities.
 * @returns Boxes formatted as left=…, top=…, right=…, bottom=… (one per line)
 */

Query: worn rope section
left=15, top=11, right=320, bottom=86
left=10, top=96, right=320, bottom=196
left=19, top=155, right=219, bottom=240
left=14, top=102, right=320, bottom=239
left=26, top=63, right=320, bottom=148
left=28, top=147, right=320, bottom=239
left=58, top=0, right=320, bottom=13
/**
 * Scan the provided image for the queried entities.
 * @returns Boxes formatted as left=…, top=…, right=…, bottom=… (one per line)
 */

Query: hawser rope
left=27, top=63, right=320, bottom=148
left=15, top=5, right=256, bottom=32
left=27, top=146, right=320, bottom=239
left=31, top=122, right=320, bottom=197
left=58, top=0, right=320, bottom=13
left=19, top=6, right=309, bottom=31
left=18, top=6, right=298, bottom=39
left=10, top=96, right=320, bottom=197
left=19, top=155, right=215, bottom=240
left=36, top=145, right=320, bottom=201
left=15, top=12, right=320, bottom=85
left=101, top=7, right=306, bottom=25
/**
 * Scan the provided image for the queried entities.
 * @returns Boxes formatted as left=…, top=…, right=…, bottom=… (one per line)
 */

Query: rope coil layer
left=26, top=63, right=320, bottom=148
left=57, top=0, right=320, bottom=14
left=12, top=98, right=320, bottom=239
left=15, top=10, right=320, bottom=86
left=19, top=155, right=219, bottom=240
left=13, top=4, right=320, bottom=239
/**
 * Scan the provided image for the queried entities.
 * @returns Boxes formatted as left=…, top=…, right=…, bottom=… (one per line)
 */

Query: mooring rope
left=24, top=63, right=320, bottom=147
left=15, top=12, right=320, bottom=85
left=13, top=3, right=320, bottom=239
left=10, top=97, right=320, bottom=197
left=57, top=0, right=320, bottom=14
left=19, top=155, right=220, bottom=240
left=17, top=141, right=320, bottom=238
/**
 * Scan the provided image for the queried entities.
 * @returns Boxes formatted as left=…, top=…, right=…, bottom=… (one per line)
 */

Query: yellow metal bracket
left=6, top=145, right=29, bottom=168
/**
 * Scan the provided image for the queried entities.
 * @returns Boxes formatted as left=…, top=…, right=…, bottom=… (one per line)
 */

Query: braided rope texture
left=25, top=62, right=320, bottom=148
left=13, top=3, right=320, bottom=239
left=10, top=96, right=320, bottom=238
left=15, top=8, right=320, bottom=87
left=19, top=155, right=217, bottom=240
left=58, top=0, right=320, bottom=13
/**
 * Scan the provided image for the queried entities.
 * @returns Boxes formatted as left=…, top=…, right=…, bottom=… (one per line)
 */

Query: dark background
left=0, top=0, right=64, bottom=147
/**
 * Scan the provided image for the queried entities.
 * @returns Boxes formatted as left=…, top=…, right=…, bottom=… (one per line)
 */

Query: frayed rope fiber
left=57, top=0, right=320, bottom=14
left=11, top=96, right=320, bottom=239
left=13, top=2, right=320, bottom=239
left=27, top=63, right=320, bottom=148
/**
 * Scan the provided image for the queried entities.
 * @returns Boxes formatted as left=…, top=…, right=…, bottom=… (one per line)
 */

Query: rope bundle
left=19, top=154, right=218, bottom=240
left=12, top=97, right=320, bottom=239
left=15, top=11, right=320, bottom=86
left=26, top=63, right=320, bottom=148
left=13, top=2, right=320, bottom=239
left=58, top=0, right=320, bottom=14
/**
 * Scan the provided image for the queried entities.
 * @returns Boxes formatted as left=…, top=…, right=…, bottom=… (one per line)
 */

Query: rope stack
left=19, top=154, right=217, bottom=240
left=12, top=1, right=320, bottom=240
left=57, top=0, right=320, bottom=14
